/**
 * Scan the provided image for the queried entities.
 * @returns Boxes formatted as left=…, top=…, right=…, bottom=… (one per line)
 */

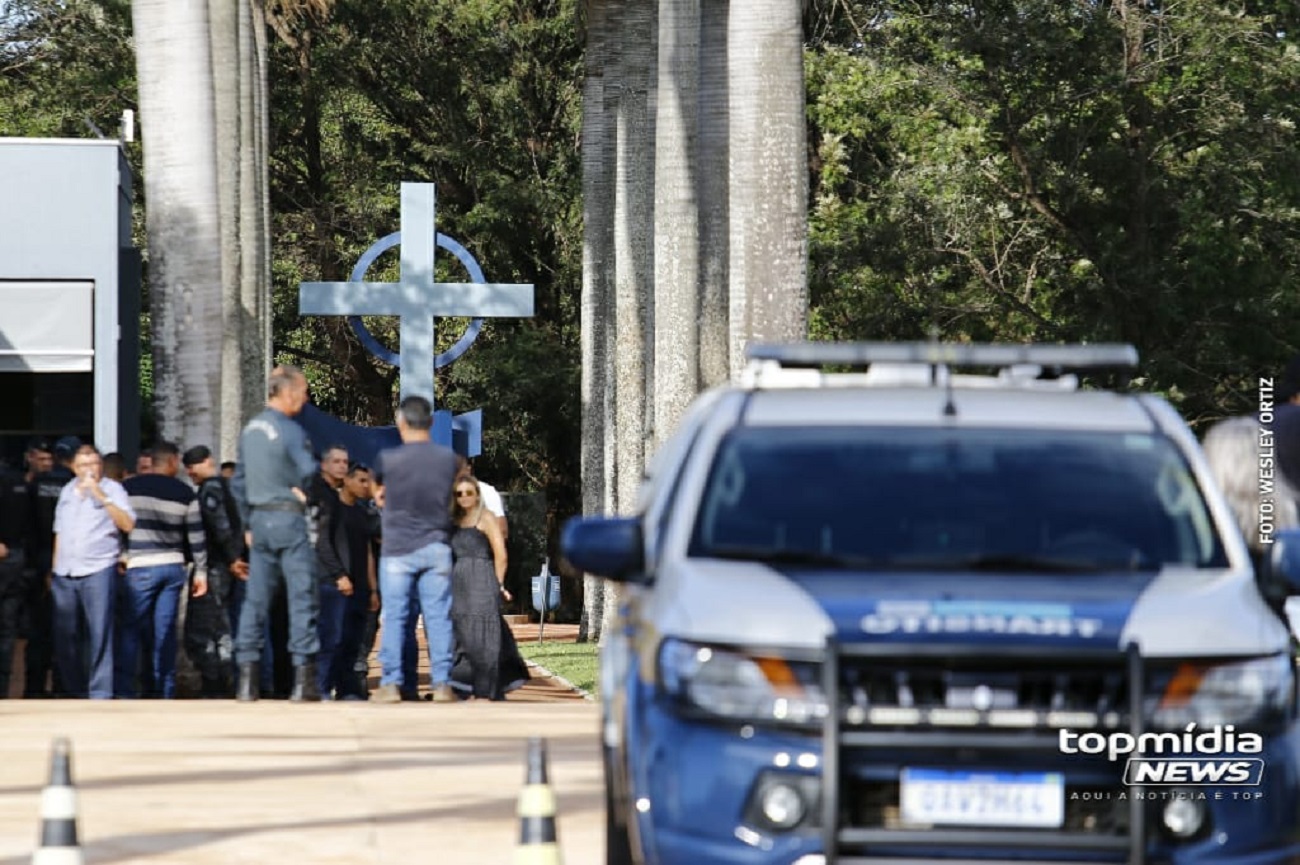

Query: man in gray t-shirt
left=372, top=394, right=460, bottom=703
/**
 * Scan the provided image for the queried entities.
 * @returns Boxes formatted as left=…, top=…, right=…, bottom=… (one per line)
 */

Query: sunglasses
left=456, top=489, right=478, bottom=498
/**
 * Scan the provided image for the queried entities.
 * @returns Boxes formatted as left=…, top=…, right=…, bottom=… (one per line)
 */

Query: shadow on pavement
left=0, top=786, right=602, bottom=865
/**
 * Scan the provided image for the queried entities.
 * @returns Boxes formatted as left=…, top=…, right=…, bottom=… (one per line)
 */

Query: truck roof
left=740, top=386, right=1156, bottom=432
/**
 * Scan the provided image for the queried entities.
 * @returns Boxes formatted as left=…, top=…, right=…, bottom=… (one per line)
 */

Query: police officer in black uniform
left=182, top=445, right=247, bottom=697
left=25, top=436, right=77, bottom=697
left=229, top=365, right=322, bottom=703
left=0, top=461, right=34, bottom=697
left=309, top=445, right=349, bottom=698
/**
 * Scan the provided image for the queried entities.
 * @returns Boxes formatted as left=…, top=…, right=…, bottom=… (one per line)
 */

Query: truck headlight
left=658, top=639, right=827, bottom=726
left=1150, top=653, right=1295, bottom=729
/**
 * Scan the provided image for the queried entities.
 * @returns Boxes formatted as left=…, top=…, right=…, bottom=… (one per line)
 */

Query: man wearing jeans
left=372, top=395, right=460, bottom=704
left=51, top=445, right=136, bottom=699
left=117, top=441, right=209, bottom=698
left=230, top=365, right=322, bottom=703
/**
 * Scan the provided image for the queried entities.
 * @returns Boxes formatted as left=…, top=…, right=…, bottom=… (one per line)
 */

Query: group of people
left=0, top=363, right=529, bottom=702
left=0, top=437, right=232, bottom=699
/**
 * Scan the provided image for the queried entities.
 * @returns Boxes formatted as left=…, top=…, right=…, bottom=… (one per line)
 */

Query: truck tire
left=603, top=745, right=635, bottom=865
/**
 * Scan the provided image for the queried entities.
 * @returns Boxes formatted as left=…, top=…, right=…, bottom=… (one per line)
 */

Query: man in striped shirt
left=116, top=441, right=209, bottom=698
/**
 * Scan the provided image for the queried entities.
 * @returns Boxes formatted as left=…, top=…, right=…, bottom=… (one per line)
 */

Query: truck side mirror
left=561, top=516, right=646, bottom=583
left=1262, top=528, right=1300, bottom=601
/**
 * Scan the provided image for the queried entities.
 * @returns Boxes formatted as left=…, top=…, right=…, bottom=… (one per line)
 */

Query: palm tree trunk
left=614, top=0, right=656, bottom=511
left=252, top=0, right=278, bottom=398
left=578, top=0, right=617, bottom=644
left=133, top=0, right=224, bottom=451
left=653, top=0, right=701, bottom=445
left=697, top=0, right=729, bottom=387
left=728, top=0, right=808, bottom=373
left=241, top=0, right=273, bottom=446
left=209, top=0, right=243, bottom=461
left=609, top=0, right=657, bottom=640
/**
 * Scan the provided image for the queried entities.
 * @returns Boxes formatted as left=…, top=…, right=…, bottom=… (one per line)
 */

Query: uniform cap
left=53, top=437, right=81, bottom=458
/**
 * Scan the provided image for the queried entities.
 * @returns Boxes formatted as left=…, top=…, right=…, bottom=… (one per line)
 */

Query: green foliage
left=9, top=0, right=1300, bottom=539
left=807, top=0, right=1300, bottom=425
left=0, top=0, right=136, bottom=140
left=266, top=0, right=584, bottom=525
left=0, top=0, right=583, bottom=543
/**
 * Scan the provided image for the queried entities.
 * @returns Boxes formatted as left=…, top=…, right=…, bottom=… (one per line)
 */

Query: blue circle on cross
left=347, top=231, right=485, bottom=368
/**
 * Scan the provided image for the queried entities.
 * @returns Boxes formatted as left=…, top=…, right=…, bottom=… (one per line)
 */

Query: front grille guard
left=820, top=639, right=1147, bottom=865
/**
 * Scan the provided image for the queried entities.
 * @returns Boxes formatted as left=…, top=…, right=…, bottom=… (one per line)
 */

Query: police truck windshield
left=689, top=427, right=1229, bottom=572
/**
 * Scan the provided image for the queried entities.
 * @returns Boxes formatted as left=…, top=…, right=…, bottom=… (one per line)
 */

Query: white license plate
left=899, top=768, right=1065, bottom=828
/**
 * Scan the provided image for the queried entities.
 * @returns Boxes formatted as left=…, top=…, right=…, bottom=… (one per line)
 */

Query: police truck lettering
left=861, top=612, right=1104, bottom=638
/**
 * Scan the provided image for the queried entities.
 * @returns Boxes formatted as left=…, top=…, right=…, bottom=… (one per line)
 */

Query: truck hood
left=653, top=560, right=1291, bottom=657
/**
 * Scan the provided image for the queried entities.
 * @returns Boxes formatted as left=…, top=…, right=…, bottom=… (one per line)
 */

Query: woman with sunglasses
left=448, top=476, right=530, bottom=700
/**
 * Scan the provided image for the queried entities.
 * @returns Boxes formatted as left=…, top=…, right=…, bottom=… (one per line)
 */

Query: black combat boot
left=290, top=662, right=321, bottom=702
left=236, top=662, right=259, bottom=702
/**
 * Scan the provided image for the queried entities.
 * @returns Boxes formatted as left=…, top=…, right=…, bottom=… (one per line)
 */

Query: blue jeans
left=115, top=563, right=188, bottom=698
left=378, top=540, right=453, bottom=690
left=318, top=583, right=369, bottom=699
left=235, top=510, right=319, bottom=665
left=402, top=584, right=420, bottom=696
left=338, top=592, right=370, bottom=698
left=317, top=580, right=347, bottom=696
left=227, top=579, right=276, bottom=693
left=51, top=564, right=117, bottom=699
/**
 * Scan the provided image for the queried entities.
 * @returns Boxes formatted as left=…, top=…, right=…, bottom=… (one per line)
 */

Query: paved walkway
left=0, top=624, right=600, bottom=864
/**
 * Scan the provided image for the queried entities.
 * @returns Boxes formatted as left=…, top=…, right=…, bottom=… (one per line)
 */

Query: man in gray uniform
left=230, top=365, right=322, bottom=703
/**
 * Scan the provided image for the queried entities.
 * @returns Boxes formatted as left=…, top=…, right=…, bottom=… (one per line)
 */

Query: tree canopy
left=3, top=0, right=1298, bottom=522
left=806, top=0, right=1300, bottom=423
left=265, top=0, right=585, bottom=529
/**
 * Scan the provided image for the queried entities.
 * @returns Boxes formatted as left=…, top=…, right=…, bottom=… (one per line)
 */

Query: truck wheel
left=604, top=747, right=634, bottom=865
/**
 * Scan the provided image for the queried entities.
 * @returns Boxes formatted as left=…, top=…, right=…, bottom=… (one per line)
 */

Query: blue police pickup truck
left=563, top=342, right=1300, bottom=865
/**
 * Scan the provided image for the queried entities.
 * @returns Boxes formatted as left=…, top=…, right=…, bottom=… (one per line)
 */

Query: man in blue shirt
left=51, top=444, right=135, bottom=699
left=230, top=365, right=322, bottom=702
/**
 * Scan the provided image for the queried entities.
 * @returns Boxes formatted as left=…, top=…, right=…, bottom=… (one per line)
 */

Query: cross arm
left=298, top=281, right=535, bottom=318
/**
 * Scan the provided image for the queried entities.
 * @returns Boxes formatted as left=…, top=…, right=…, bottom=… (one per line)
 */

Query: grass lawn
left=519, top=640, right=599, bottom=696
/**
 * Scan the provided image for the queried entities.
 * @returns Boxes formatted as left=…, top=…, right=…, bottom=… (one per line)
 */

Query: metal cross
left=298, top=182, right=535, bottom=403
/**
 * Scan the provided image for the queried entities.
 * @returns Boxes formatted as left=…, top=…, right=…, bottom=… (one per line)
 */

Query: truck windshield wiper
left=704, top=545, right=885, bottom=570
